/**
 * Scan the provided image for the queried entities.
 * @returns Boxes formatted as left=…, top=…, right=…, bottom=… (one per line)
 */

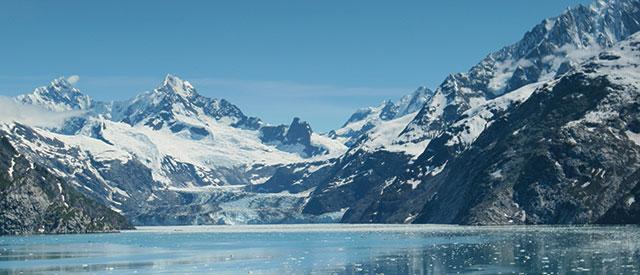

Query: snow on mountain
left=4, top=0, right=639, bottom=227
left=443, top=82, right=545, bottom=150
left=329, top=87, right=432, bottom=148
left=2, top=73, right=349, bottom=225
left=115, top=74, right=261, bottom=130
left=350, top=112, right=426, bottom=156
left=15, top=74, right=346, bottom=163
left=78, top=116, right=307, bottom=185
left=400, top=32, right=640, bottom=225
left=15, top=77, right=93, bottom=112
left=562, top=32, right=640, bottom=127
left=0, top=75, right=346, bottom=224
left=292, top=0, right=640, bottom=224
left=399, top=0, right=640, bottom=146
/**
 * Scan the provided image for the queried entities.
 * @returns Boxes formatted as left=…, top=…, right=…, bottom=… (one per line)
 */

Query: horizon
left=0, top=0, right=591, bottom=132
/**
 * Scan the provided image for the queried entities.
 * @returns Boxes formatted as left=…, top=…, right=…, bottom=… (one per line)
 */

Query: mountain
left=260, top=117, right=329, bottom=157
left=2, top=0, right=639, bottom=229
left=400, top=0, right=640, bottom=146
left=15, top=77, right=93, bottom=112
left=329, top=87, right=432, bottom=148
left=115, top=74, right=262, bottom=131
left=349, top=33, right=640, bottom=225
left=282, top=0, right=640, bottom=225
left=1, top=74, right=347, bottom=227
left=0, top=135, right=132, bottom=234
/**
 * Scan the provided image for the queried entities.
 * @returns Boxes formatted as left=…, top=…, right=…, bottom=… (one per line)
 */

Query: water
left=0, top=224, right=638, bottom=274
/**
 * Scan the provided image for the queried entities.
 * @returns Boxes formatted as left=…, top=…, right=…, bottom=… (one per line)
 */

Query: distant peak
left=412, top=86, right=432, bottom=96
left=159, top=74, right=196, bottom=97
left=50, top=77, right=73, bottom=89
left=163, top=74, right=181, bottom=86
left=14, top=76, right=92, bottom=111
left=41, top=76, right=85, bottom=97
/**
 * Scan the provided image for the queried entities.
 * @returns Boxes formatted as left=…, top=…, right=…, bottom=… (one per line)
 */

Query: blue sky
left=0, top=0, right=592, bottom=132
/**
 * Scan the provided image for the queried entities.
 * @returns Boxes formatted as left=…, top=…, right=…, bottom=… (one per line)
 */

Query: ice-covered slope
left=329, top=87, right=432, bottom=148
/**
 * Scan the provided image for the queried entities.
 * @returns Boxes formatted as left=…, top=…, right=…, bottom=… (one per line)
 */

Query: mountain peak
left=159, top=74, right=197, bottom=97
left=395, top=86, right=432, bottom=118
left=15, top=76, right=92, bottom=111
left=50, top=77, right=73, bottom=90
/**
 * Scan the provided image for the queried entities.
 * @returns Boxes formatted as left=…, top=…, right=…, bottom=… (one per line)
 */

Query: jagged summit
left=397, top=0, right=640, bottom=146
left=113, top=74, right=264, bottom=130
left=395, top=86, right=432, bottom=118
left=15, top=76, right=93, bottom=112
left=159, top=74, right=197, bottom=98
left=329, top=86, right=432, bottom=147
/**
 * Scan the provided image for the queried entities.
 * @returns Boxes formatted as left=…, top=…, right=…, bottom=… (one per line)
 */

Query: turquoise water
left=0, top=224, right=639, bottom=274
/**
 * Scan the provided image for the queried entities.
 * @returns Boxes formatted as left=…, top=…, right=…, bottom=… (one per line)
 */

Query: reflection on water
left=0, top=224, right=638, bottom=274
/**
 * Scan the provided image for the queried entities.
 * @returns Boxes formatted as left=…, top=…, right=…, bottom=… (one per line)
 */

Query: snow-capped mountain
left=2, top=74, right=347, bottom=225
left=16, top=77, right=93, bottom=112
left=361, top=33, right=640, bottom=225
left=276, top=0, right=640, bottom=225
left=329, top=87, right=432, bottom=148
left=115, top=74, right=262, bottom=131
left=2, top=0, right=639, bottom=230
left=400, top=0, right=640, bottom=146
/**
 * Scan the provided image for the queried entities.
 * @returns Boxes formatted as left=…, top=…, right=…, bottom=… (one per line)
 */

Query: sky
left=0, top=0, right=592, bottom=132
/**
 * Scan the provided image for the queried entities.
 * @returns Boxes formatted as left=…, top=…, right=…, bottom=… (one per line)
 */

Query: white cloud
left=66, top=75, right=80, bottom=85
left=0, top=97, right=84, bottom=128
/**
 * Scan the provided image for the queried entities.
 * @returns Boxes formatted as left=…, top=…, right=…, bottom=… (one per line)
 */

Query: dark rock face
left=303, top=150, right=413, bottom=216
left=260, top=117, right=326, bottom=157
left=254, top=160, right=336, bottom=194
left=411, top=73, right=640, bottom=225
left=260, top=125, right=288, bottom=143
left=285, top=118, right=312, bottom=145
left=0, top=137, right=132, bottom=235
left=343, top=61, right=640, bottom=225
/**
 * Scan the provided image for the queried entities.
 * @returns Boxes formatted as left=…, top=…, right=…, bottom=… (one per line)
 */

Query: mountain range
left=1, top=0, right=639, bottom=234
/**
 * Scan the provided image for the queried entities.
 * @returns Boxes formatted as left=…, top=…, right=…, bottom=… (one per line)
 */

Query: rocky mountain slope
left=357, top=34, right=640, bottom=225
left=0, top=136, right=132, bottom=235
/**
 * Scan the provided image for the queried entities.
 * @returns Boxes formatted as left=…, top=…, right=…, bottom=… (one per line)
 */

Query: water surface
left=1, top=224, right=639, bottom=274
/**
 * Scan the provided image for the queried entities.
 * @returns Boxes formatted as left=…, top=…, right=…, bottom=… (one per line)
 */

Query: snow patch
left=490, top=169, right=503, bottom=180
left=626, top=131, right=640, bottom=147
left=626, top=196, right=636, bottom=207
left=56, top=182, right=69, bottom=207
left=7, top=157, right=15, bottom=179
